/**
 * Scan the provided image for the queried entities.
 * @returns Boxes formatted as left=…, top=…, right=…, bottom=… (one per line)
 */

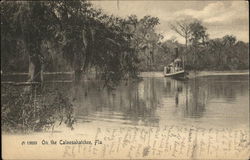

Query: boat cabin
left=166, top=58, right=183, bottom=74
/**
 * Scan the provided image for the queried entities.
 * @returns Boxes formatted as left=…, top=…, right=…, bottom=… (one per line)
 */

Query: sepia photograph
left=1, top=0, right=249, bottom=159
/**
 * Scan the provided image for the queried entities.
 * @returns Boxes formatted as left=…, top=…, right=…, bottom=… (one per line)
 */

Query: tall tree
left=133, top=15, right=160, bottom=70
left=169, top=19, right=195, bottom=68
left=52, top=1, right=140, bottom=84
left=1, top=1, right=58, bottom=82
left=189, top=20, right=208, bottom=47
left=170, top=19, right=192, bottom=49
left=222, top=35, right=236, bottom=47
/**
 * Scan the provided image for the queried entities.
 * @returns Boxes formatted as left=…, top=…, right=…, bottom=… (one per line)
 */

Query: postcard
left=1, top=0, right=249, bottom=159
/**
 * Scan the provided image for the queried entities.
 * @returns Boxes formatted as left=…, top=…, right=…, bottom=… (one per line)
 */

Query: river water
left=2, top=74, right=249, bottom=159
left=64, top=75, right=249, bottom=130
left=4, top=74, right=246, bottom=129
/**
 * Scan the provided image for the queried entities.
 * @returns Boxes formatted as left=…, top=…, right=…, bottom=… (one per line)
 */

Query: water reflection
left=67, top=75, right=249, bottom=128
left=72, top=78, right=160, bottom=127
left=184, top=78, right=207, bottom=118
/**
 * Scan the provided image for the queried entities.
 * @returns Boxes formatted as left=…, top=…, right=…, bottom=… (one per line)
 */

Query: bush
left=1, top=84, right=75, bottom=133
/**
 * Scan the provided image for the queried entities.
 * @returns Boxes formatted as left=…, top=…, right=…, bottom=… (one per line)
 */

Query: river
left=64, top=74, right=249, bottom=130
left=2, top=74, right=249, bottom=159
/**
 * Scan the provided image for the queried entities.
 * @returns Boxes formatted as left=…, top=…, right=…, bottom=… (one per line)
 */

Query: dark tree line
left=1, top=1, right=249, bottom=81
left=161, top=19, right=249, bottom=71
left=1, top=1, right=144, bottom=86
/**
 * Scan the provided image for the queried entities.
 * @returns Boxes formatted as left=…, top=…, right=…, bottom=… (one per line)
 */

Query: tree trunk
left=28, top=55, right=43, bottom=83
left=74, top=69, right=82, bottom=83
left=185, top=36, right=188, bottom=49
left=184, top=36, right=188, bottom=69
left=73, top=52, right=83, bottom=83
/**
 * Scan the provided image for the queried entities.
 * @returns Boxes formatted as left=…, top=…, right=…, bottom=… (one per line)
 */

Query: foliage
left=169, top=19, right=248, bottom=71
left=170, top=19, right=192, bottom=48
left=126, top=15, right=162, bottom=71
left=1, top=1, right=249, bottom=76
left=1, top=1, right=57, bottom=58
left=1, top=1, right=141, bottom=85
left=1, top=84, right=75, bottom=133
left=1, top=2, right=26, bottom=71
left=189, top=20, right=208, bottom=46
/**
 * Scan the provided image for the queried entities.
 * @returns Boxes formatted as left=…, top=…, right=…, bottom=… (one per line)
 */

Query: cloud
left=168, top=1, right=249, bottom=42
left=91, top=1, right=249, bottom=43
left=175, top=1, right=248, bottom=27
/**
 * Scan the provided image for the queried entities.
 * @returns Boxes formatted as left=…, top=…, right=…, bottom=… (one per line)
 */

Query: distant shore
left=1, top=70, right=249, bottom=79
left=187, top=70, right=249, bottom=78
left=139, top=70, right=249, bottom=78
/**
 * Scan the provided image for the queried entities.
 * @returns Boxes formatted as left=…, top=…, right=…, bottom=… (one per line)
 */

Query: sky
left=91, top=0, right=249, bottom=44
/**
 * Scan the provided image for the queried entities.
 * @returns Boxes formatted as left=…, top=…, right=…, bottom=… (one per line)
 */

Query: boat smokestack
left=174, top=48, right=178, bottom=58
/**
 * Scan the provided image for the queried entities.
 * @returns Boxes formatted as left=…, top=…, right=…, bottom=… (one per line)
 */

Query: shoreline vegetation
left=1, top=1, right=249, bottom=85
left=1, top=70, right=248, bottom=86
left=1, top=70, right=249, bottom=79
left=140, top=70, right=249, bottom=78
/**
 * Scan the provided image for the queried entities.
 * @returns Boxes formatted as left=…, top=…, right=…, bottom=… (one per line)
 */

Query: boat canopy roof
left=174, top=58, right=182, bottom=62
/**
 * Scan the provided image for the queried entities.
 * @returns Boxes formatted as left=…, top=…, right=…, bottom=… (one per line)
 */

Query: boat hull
left=164, top=70, right=186, bottom=78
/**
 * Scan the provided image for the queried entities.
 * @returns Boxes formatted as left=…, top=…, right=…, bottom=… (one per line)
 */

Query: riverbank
left=187, top=70, right=249, bottom=79
left=1, top=70, right=249, bottom=83
left=139, top=70, right=249, bottom=78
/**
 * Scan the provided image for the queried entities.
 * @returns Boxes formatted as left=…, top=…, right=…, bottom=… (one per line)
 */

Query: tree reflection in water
left=66, top=75, right=247, bottom=128
left=72, top=78, right=160, bottom=127
left=2, top=74, right=247, bottom=132
left=163, top=77, right=207, bottom=118
left=184, top=78, right=207, bottom=118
